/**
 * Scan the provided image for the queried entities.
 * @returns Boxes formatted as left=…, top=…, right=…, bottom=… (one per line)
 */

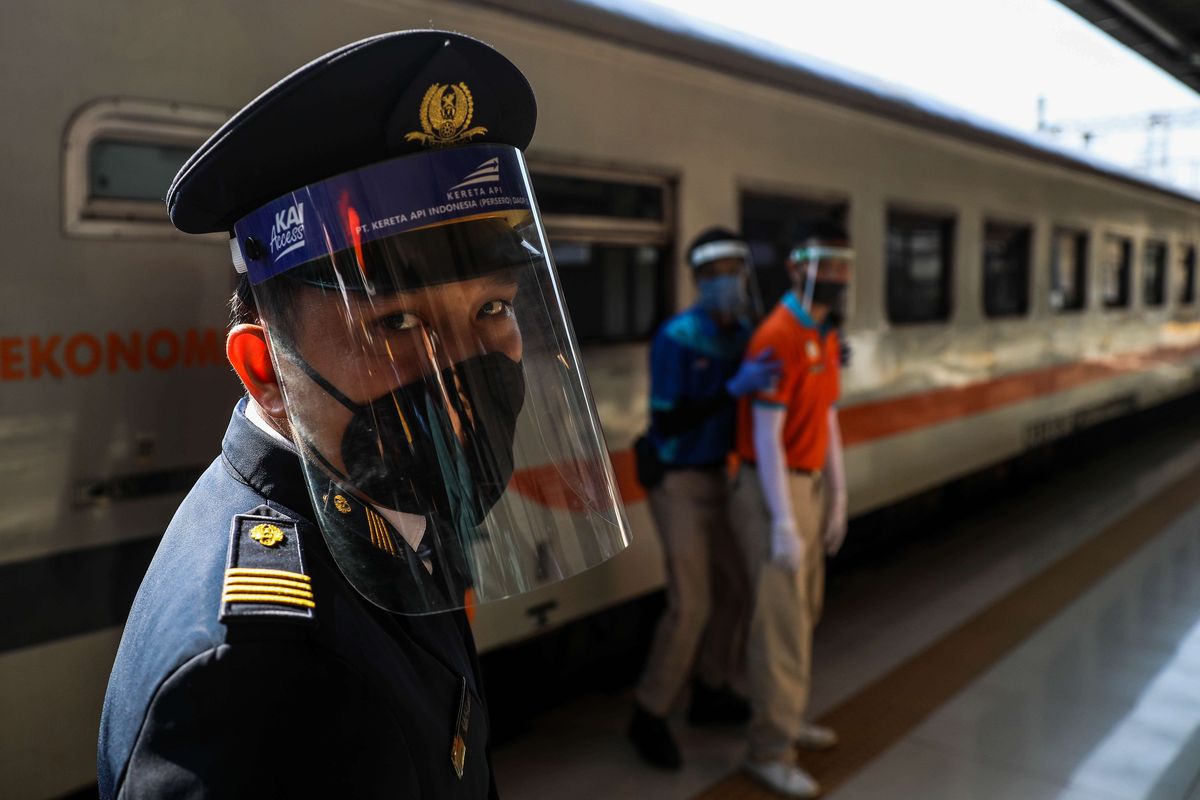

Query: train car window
left=1143, top=240, right=1168, bottom=307
left=886, top=210, right=955, bottom=324
left=1050, top=228, right=1088, bottom=312
left=982, top=221, right=1031, bottom=317
left=89, top=140, right=195, bottom=203
left=1180, top=246, right=1198, bottom=306
left=740, top=192, right=848, bottom=310
left=64, top=98, right=227, bottom=239
left=1101, top=235, right=1133, bottom=309
left=531, top=166, right=673, bottom=344
left=532, top=174, right=664, bottom=220
left=549, top=242, right=666, bottom=341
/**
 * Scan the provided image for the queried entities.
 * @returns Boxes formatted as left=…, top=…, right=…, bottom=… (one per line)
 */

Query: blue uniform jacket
left=648, top=306, right=750, bottom=467
left=98, top=400, right=497, bottom=798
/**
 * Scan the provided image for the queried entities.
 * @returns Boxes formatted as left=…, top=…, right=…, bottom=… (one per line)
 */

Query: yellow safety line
left=226, top=568, right=311, bottom=582
left=223, top=593, right=316, bottom=609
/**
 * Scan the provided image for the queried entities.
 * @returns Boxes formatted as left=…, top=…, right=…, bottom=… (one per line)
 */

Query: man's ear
left=227, top=324, right=287, bottom=417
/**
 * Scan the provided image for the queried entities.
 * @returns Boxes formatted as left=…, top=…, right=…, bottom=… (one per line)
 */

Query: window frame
left=981, top=217, right=1033, bottom=319
left=63, top=98, right=227, bottom=240
left=884, top=206, right=957, bottom=326
left=1180, top=244, right=1198, bottom=307
left=528, top=160, right=674, bottom=247
left=1049, top=226, right=1089, bottom=313
left=527, top=159, right=676, bottom=345
left=1142, top=238, right=1169, bottom=309
left=1100, top=232, right=1134, bottom=311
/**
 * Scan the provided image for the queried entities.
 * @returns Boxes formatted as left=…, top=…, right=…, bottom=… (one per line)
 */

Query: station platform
left=493, top=407, right=1200, bottom=799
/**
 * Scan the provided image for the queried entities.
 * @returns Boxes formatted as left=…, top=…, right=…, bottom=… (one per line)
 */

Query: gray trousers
left=635, top=467, right=752, bottom=716
left=731, top=464, right=827, bottom=760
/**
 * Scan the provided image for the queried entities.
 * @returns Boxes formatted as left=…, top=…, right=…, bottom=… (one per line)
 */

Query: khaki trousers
left=635, top=468, right=751, bottom=716
left=731, top=464, right=826, bottom=760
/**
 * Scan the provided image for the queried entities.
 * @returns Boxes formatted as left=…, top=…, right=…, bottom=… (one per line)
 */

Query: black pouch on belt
left=633, top=433, right=666, bottom=490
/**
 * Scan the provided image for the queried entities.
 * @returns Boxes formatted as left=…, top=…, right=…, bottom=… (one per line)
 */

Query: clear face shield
left=232, top=144, right=632, bottom=614
left=690, top=239, right=764, bottom=320
left=789, top=242, right=855, bottom=326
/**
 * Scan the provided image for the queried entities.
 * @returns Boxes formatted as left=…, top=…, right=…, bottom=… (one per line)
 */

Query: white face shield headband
left=689, top=239, right=752, bottom=269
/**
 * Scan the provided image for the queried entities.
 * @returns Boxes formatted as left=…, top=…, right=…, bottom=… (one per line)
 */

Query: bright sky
left=641, top=0, right=1200, bottom=191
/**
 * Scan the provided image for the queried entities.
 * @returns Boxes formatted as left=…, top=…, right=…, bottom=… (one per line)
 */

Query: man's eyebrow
left=366, top=275, right=520, bottom=307
left=481, top=275, right=520, bottom=290
left=478, top=269, right=520, bottom=288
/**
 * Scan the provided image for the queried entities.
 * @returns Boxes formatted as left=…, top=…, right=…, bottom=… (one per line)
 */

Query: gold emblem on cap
left=405, top=83, right=488, bottom=147
left=333, top=494, right=352, bottom=514
left=249, top=523, right=285, bottom=548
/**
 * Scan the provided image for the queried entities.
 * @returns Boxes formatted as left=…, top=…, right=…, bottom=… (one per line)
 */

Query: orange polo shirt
left=736, top=292, right=841, bottom=471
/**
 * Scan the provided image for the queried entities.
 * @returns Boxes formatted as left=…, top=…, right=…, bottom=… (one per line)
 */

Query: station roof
left=1057, top=0, right=1200, bottom=94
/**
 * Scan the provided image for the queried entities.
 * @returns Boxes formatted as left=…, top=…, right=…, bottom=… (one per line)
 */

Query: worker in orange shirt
left=732, top=220, right=852, bottom=798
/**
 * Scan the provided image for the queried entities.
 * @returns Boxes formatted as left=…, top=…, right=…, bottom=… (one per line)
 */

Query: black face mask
left=293, top=351, right=526, bottom=522
left=811, top=280, right=848, bottom=327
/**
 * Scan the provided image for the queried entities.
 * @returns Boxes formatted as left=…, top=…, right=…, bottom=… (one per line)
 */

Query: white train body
left=2, top=0, right=1199, bottom=795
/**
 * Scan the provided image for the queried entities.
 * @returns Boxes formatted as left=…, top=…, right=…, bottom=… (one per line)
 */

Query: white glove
left=770, top=516, right=804, bottom=572
left=823, top=407, right=848, bottom=556
left=823, top=493, right=847, bottom=556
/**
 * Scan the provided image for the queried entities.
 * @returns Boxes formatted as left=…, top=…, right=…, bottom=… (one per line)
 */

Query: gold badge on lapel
left=249, top=523, right=285, bottom=548
left=405, top=83, right=488, bottom=147
left=333, top=495, right=352, bottom=514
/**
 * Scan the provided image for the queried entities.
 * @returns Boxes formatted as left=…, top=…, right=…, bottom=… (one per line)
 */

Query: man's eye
left=381, top=312, right=424, bottom=331
left=478, top=300, right=512, bottom=319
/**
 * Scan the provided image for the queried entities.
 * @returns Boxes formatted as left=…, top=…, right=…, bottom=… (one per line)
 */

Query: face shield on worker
left=686, top=227, right=758, bottom=319
left=689, top=229, right=763, bottom=320
left=788, top=231, right=855, bottom=328
left=229, top=142, right=630, bottom=615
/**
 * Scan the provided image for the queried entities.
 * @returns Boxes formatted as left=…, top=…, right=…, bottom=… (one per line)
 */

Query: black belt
left=662, top=460, right=726, bottom=473
left=741, top=461, right=821, bottom=477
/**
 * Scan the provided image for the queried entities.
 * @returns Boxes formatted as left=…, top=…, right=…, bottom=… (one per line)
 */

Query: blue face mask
left=698, top=274, right=748, bottom=316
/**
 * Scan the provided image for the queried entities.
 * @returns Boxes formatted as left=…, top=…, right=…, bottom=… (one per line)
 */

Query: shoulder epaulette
left=219, top=506, right=315, bottom=625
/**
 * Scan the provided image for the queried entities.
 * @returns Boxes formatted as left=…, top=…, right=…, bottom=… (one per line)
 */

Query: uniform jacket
left=647, top=304, right=750, bottom=467
left=98, top=399, right=497, bottom=798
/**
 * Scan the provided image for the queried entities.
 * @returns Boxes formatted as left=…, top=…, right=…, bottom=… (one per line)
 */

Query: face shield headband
left=690, top=239, right=753, bottom=270
left=231, top=143, right=535, bottom=287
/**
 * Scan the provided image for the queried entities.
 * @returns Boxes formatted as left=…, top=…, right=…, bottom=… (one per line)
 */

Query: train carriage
left=2, top=0, right=1199, bottom=796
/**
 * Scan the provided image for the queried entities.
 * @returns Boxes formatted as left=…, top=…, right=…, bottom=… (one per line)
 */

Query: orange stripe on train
left=509, top=341, right=1200, bottom=510
left=839, top=340, right=1200, bottom=446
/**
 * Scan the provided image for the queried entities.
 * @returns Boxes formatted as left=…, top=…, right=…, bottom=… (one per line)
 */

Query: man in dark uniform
left=98, top=30, right=631, bottom=798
